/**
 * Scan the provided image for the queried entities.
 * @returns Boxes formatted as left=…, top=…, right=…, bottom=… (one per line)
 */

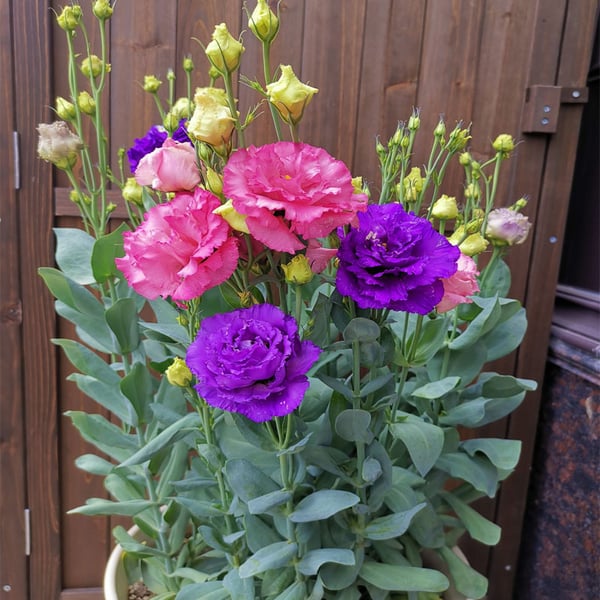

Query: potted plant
left=38, top=1, right=536, bottom=599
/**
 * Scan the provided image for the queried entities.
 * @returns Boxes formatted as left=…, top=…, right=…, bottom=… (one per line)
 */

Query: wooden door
left=4, top=1, right=597, bottom=599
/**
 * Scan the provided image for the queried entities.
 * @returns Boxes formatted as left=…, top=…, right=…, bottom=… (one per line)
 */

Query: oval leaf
left=289, top=490, right=359, bottom=523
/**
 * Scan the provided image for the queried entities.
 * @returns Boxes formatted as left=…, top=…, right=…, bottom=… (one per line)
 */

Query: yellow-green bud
left=188, top=87, right=236, bottom=150
left=447, top=126, right=471, bottom=152
left=170, top=97, right=193, bottom=120
left=403, top=167, right=424, bottom=203
left=77, top=91, right=96, bottom=115
left=513, top=197, right=528, bottom=211
left=205, top=23, right=245, bottom=74
left=458, top=233, right=489, bottom=256
left=434, top=119, right=446, bottom=139
left=165, top=357, right=193, bottom=387
left=281, top=254, right=314, bottom=285
left=106, top=202, right=117, bottom=214
left=459, top=151, right=471, bottom=166
left=208, top=65, right=222, bottom=81
left=464, top=182, right=479, bottom=200
left=266, top=65, right=318, bottom=125
left=249, top=0, right=279, bottom=44
left=465, top=217, right=484, bottom=234
left=37, top=121, right=83, bottom=169
left=492, top=133, right=515, bottom=156
left=408, top=113, right=420, bottom=131
left=57, top=5, right=82, bottom=31
left=122, top=177, right=143, bottom=206
left=163, top=111, right=180, bottom=131
left=167, top=68, right=175, bottom=82
left=92, top=0, right=113, bottom=20
left=80, top=55, right=110, bottom=78
left=143, top=75, right=162, bottom=93
left=213, top=199, right=249, bottom=233
left=55, top=96, right=76, bottom=121
left=183, top=56, right=194, bottom=72
left=205, top=168, right=223, bottom=196
left=431, top=194, right=458, bottom=220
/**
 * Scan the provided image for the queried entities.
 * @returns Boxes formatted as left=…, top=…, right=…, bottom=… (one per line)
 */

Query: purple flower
left=186, top=304, right=320, bottom=422
left=336, top=203, right=460, bottom=314
left=127, top=120, right=191, bottom=173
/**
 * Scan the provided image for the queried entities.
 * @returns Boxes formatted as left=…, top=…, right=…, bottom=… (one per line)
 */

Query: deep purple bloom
left=336, top=203, right=460, bottom=314
left=186, top=304, right=320, bottom=422
left=127, top=120, right=191, bottom=173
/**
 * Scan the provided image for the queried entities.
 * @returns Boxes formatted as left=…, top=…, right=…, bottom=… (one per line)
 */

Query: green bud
left=431, top=194, right=458, bottom=220
left=492, top=133, right=515, bottom=156
left=459, top=151, right=471, bottom=166
left=165, top=358, right=193, bottom=387
left=122, top=177, right=143, bottom=206
left=77, top=91, right=96, bottom=115
left=249, top=0, right=280, bottom=44
left=434, top=119, right=446, bottom=139
left=407, top=113, right=420, bottom=131
left=57, top=5, right=82, bottom=31
left=55, top=96, right=76, bottom=121
left=167, top=68, right=175, bottom=82
left=93, top=0, right=113, bottom=19
left=183, top=56, right=194, bottom=72
left=143, top=75, right=162, bottom=93
left=80, top=55, right=109, bottom=78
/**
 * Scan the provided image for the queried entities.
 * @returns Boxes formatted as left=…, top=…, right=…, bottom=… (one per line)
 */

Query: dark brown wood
left=12, top=0, right=61, bottom=598
left=59, top=589, right=103, bottom=600
left=0, top=0, right=28, bottom=597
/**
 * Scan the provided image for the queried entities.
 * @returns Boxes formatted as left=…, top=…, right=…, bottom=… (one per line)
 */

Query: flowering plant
left=39, top=2, right=536, bottom=599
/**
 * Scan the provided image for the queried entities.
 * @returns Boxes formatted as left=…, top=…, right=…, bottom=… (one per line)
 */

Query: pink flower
left=306, top=239, right=337, bottom=273
left=436, top=253, right=480, bottom=313
left=115, top=189, right=239, bottom=302
left=222, top=142, right=368, bottom=253
left=135, top=138, right=200, bottom=192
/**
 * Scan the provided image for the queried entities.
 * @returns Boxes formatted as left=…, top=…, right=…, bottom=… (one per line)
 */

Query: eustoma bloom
left=436, top=253, right=480, bottom=313
left=186, top=304, right=320, bottom=422
left=336, top=203, right=460, bottom=314
left=222, top=141, right=368, bottom=253
left=115, top=188, right=239, bottom=302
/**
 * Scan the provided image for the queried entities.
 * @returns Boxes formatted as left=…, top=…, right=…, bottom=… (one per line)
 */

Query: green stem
left=223, top=71, right=245, bottom=147
left=261, top=41, right=283, bottom=141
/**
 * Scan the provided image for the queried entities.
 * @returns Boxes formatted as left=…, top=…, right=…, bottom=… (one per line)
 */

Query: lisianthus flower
left=127, top=120, right=190, bottom=173
left=436, top=253, right=479, bottom=313
left=336, top=203, right=460, bottom=314
left=222, top=142, right=368, bottom=253
left=306, top=239, right=337, bottom=273
left=135, top=138, right=200, bottom=192
left=486, top=207, right=531, bottom=246
left=186, top=304, right=320, bottom=422
left=115, top=188, right=239, bottom=302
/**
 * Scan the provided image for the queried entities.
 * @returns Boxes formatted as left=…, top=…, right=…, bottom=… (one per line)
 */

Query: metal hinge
left=13, top=131, right=20, bottom=190
left=24, top=508, right=31, bottom=556
left=522, top=85, right=589, bottom=133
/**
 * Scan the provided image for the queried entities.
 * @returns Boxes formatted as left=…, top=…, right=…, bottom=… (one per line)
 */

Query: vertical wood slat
left=12, top=0, right=61, bottom=598
left=488, top=1, right=599, bottom=597
left=0, top=0, right=28, bottom=597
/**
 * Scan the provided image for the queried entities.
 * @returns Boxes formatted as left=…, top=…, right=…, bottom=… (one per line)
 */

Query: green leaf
left=225, top=459, right=280, bottom=502
left=343, top=317, right=380, bottom=342
left=335, top=409, right=373, bottom=443
left=55, top=301, right=116, bottom=354
left=461, top=438, right=521, bottom=471
left=272, top=581, right=307, bottom=600
left=411, top=316, right=449, bottom=365
left=317, top=374, right=354, bottom=401
left=436, top=453, right=499, bottom=498
left=74, top=453, right=114, bottom=475
left=68, top=498, right=154, bottom=516
left=175, top=582, right=228, bottom=600
left=52, top=338, right=119, bottom=383
left=298, top=549, right=355, bottom=576
left=439, top=394, right=525, bottom=428
left=449, top=296, right=501, bottom=350
left=359, top=562, right=449, bottom=592
left=481, top=305, right=527, bottom=361
left=441, top=492, right=501, bottom=545
left=223, top=568, right=255, bottom=600
left=412, top=376, right=461, bottom=400
left=120, top=361, right=155, bottom=424
left=248, top=490, right=292, bottom=515
left=174, top=497, right=225, bottom=518
left=119, top=412, right=202, bottom=466
left=54, top=228, right=95, bottom=284
left=91, top=223, right=127, bottom=283
left=438, top=546, right=488, bottom=599
left=479, top=257, right=511, bottom=298
left=389, top=419, right=444, bottom=477
left=289, top=490, right=360, bottom=522
left=38, top=267, right=104, bottom=316
left=238, top=542, right=298, bottom=578
left=244, top=514, right=283, bottom=553
left=360, top=373, right=394, bottom=398
left=363, top=503, right=426, bottom=540
left=105, top=297, right=140, bottom=354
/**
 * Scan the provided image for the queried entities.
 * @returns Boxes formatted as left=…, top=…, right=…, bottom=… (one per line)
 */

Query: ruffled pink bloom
left=436, top=253, right=480, bottom=313
left=306, top=239, right=338, bottom=273
left=222, top=142, right=368, bottom=253
left=135, top=138, right=200, bottom=192
left=115, top=188, right=239, bottom=302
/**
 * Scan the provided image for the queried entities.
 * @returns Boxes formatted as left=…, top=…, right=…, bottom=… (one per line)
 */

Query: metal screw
left=2, top=585, right=11, bottom=592
left=541, top=117, right=550, bottom=125
left=543, top=105, right=552, bottom=113
left=572, top=89, right=581, bottom=98
left=549, top=236, right=558, bottom=243
left=504, top=564, right=512, bottom=572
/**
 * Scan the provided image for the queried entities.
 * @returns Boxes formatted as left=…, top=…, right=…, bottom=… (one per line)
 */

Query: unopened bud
left=486, top=207, right=531, bottom=246
left=403, top=167, right=424, bottom=203
left=80, top=55, right=110, bottom=78
left=165, top=357, right=193, bottom=387
left=459, top=151, right=471, bottom=166
left=55, top=96, right=76, bottom=121
left=92, top=0, right=113, bottom=20
left=431, top=194, right=458, bottom=220
left=77, top=91, right=96, bottom=115
left=205, top=23, right=245, bottom=74
left=266, top=65, right=318, bottom=125
left=408, top=113, right=420, bottom=131
left=249, top=0, right=279, bottom=44
left=183, top=56, right=194, bottom=72
left=213, top=199, right=249, bottom=234
left=492, top=133, right=515, bottom=156
left=205, top=167, right=223, bottom=196
left=458, top=233, right=489, bottom=256
left=281, top=254, right=314, bottom=285
left=434, top=119, right=446, bottom=139
left=143, top=75, right=162, bottom=93
left=37, top=121, right=83, bottom=169
left=122, top=177, right=143, bottom=206
left=57, top=5, right=82, bottom=31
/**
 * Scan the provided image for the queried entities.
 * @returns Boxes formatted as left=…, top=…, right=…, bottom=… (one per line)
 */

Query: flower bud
left=266, top=65, right=318, bottom=125
left=188, top=87, right=236, bottom=150
left=167, top=68, right=175, bottom=82
left=57, top=5, right=82, bottom=31
left=143, top=75, right=162, bottom=93
left=183, top=56, right=194, bottom=72
left=446, top=126, right=471, bottom=152
left=492, top=133, right=515, bottom=156
left=431, top=194, right=458, bottom=220
left=403, top=167, right=424, bottom=203
left=55, top=96, right=76, bottom=121
left=170, top=97, right=193, bottom=120
left=486, top=207, right=531, bottom=246
left=163, top=111, right=180, bottom=131
left=205, top=23, right=245, bottom=74
left=80, top=55, right=110, bottom=78
left=459, top=151, right=471, bottom=166
left=457, top=233, right=489, bottom=256
left=93, top=0, right=113, bottom=20
left=122, top=177, right=143, bottom=206
left=205, top=168, right=223, bottom=196
left=512, top=197, right=528, bottom=211
left=77, top=91, right=96, bottom=115
left=434, top=119, right=446, bottom=139
left=408, top=112, right=420, bottom=131
left=165, top=357, right=193, bottom=387
left=37, top=122, right=83, bottom=169
left=281, top=254, right=314, bottom=285
left=213, top=199, right=249, bottom=234
left=464, top=182, right=479, bottom=200
left=249, top=0, right=279, bottom=44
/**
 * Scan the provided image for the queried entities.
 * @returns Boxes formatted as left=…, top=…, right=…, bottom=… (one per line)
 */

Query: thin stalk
left=261, top=40, right=283, bottom=140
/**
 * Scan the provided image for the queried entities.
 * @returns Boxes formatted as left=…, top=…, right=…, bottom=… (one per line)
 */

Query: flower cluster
left=39, top=2, right=536, bottom=600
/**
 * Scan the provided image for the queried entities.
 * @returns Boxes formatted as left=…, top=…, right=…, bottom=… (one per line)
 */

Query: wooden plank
left=12, top=0, right=61, bottom=597
left=0, top=0, right=27, bottom=597
left=487, top=1, right=598, bottom=598
left=59, top=589, right=103, bottom=600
